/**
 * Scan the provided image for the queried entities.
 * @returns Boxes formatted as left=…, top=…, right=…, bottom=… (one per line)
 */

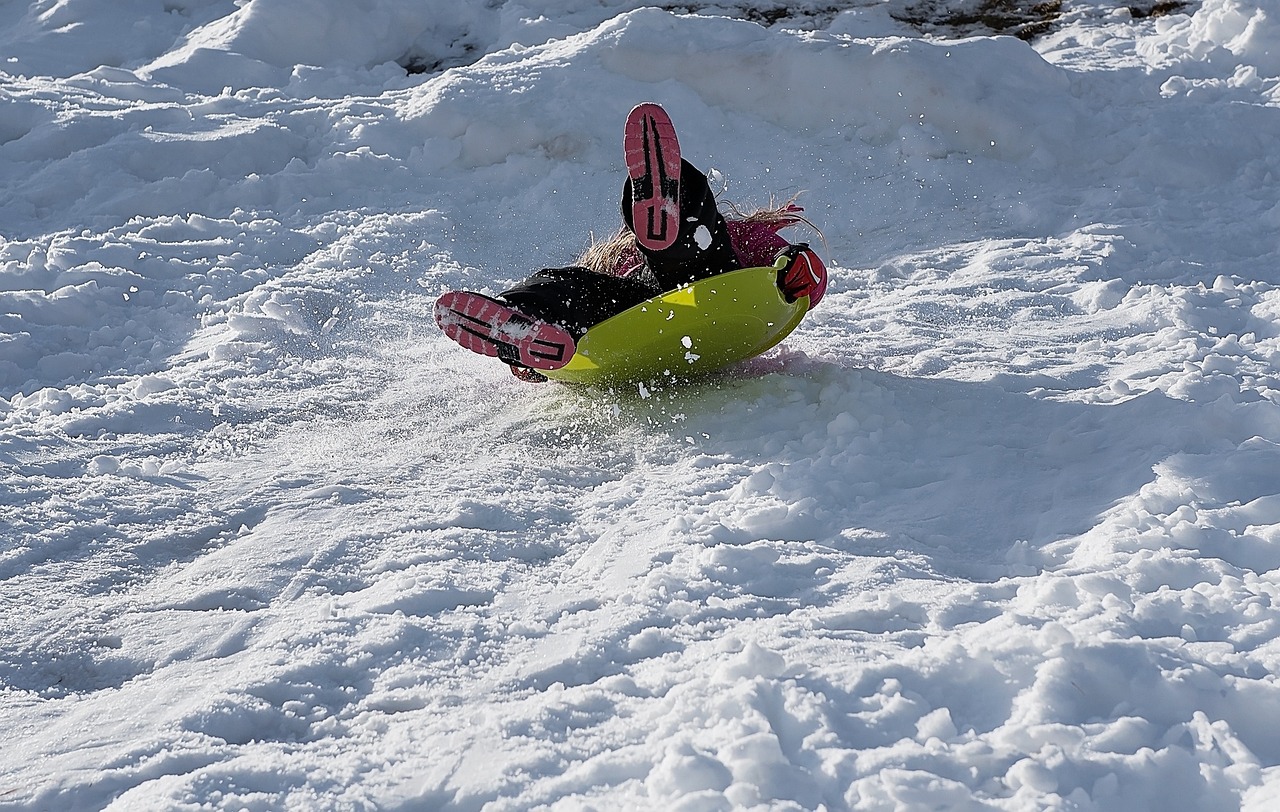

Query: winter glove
left=775, top=243, right=827, bottom=308
left=509, top=364, right=548, bottom=383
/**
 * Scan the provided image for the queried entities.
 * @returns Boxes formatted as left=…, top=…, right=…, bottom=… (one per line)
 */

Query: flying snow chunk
left=694, top=225, right=712, bottom=250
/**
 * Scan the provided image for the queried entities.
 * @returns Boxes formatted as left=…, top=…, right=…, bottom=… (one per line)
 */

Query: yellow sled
left=541, top=257, right=809, bottom=385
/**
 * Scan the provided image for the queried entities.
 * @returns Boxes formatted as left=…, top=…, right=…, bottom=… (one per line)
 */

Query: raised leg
left=622, top=103, right=740, bottom=290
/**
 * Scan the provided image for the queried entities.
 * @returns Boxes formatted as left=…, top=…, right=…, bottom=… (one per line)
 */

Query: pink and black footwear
left=624, top=102, right=681, bottom=251
left=434, top=290, right=575, bottom=371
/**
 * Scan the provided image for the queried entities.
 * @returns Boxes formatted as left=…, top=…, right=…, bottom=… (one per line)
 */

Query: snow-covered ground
left=3, top=0, right=1280, bottom=809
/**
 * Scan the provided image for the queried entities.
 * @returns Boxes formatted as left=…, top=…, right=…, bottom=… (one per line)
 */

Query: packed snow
left=3, top=0, right=1280, bottom=809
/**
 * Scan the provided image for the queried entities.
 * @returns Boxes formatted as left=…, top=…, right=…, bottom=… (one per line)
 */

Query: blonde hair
left=723, top=196, right=821, bottom=233
left=576, top=226, right=643, bottom=277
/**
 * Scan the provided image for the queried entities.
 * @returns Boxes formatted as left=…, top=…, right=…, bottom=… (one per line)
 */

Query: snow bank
left=1138, top=0, right=1280, bottom=79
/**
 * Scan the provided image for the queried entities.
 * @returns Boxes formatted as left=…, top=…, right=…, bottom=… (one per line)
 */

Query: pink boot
left=435, top=290, right=575, bottom=371
left=624, top=103, right=681, bottom=251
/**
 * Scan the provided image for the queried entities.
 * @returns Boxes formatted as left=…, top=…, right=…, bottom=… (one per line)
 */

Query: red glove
left=509, top=364, right=548, bottom=383
left=775, top=243, right=827, bottom=308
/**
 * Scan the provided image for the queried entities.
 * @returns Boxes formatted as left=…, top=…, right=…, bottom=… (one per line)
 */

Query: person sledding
left=435, top=102, right=827, bottom=383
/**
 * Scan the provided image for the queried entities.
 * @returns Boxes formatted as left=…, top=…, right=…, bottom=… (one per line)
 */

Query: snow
left=3, top=0, right=1280, bottom=809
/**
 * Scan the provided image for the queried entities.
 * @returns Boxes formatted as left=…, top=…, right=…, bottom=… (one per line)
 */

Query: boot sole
left=435, top=291, right=575, bottom=370
left=624, top=103, right=681, bottom=251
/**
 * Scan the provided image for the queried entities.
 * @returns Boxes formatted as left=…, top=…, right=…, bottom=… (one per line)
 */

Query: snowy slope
left=3, top=0, right=1280, bottom=810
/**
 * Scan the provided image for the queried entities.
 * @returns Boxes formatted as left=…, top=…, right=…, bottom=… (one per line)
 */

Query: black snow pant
left=499, top=159, right=741, bottom=338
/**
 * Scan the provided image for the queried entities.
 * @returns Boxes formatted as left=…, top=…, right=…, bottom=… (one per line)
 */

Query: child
left=435, top=103, right=827, bottom=382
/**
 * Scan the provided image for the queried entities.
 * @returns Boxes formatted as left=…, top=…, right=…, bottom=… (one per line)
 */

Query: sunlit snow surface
left=3, top=1, right=1280, bottom=809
